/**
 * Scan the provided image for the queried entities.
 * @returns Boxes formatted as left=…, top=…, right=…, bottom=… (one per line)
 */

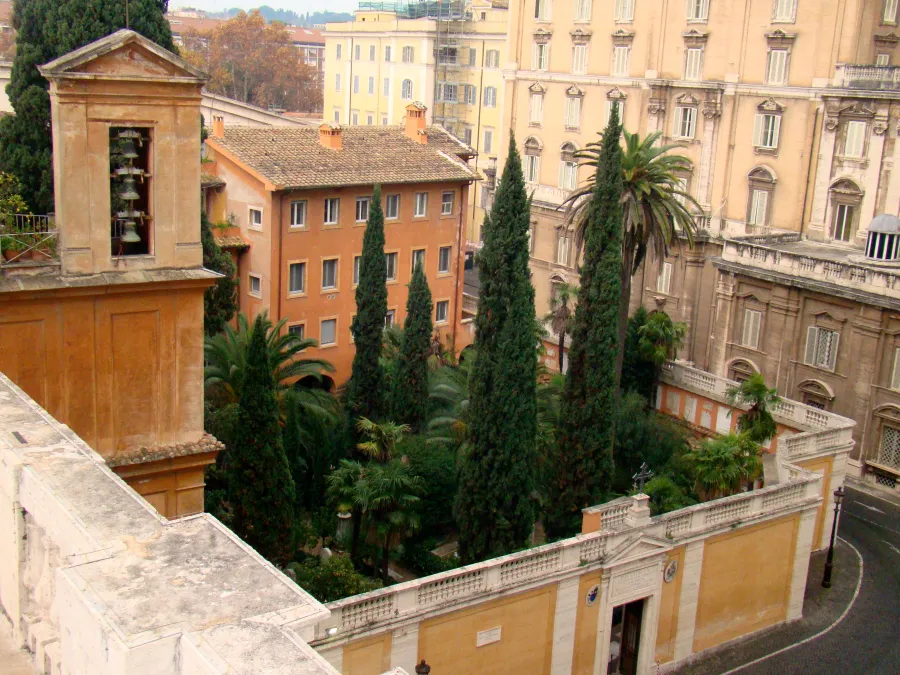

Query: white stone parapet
left=832, top=64, right=900, bottom=90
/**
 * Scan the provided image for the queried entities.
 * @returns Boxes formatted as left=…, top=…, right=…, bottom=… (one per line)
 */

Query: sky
left=172, top=1, right=359, bottom=15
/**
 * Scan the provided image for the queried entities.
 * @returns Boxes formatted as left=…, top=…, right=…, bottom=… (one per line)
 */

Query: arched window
left=746, top=167, right=776, bottom=230
left=797, top=380, right=834, bottom=411
left=728, top=359, right=757, bottom=383
left=401, top=79, right=413, bottom=100
left=523, top=137, right=542, bottom=183
left=829, top=179, right=863, bottom=243
left=558, top=142, right=579, bottom=190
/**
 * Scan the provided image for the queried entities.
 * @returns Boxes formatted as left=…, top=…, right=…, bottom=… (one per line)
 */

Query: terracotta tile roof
left=201, top=172, right=226, bottom=188
left=216, top=235, right=250, bottom=249
left=209, top=125, right=479, bottom=190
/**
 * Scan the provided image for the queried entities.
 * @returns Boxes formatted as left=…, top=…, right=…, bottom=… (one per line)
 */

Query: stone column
left=550, top=577, right=580, bottom=674
left=679, top=251, right=706, bottom=363
left=708, top=270, right=736, bottom=377
left=765, top=290, right=800, bottom=392
left=859, top=115, right=888, bottom=244
left=391, top=625, right=420, bottom=672
left=787, top=507, right=819, bottom=621
left=807, top=109, right=839, bottom=240
left=846, top=317, right=882, bottom=454
left=883, top=122, right=900, bottom=215
left=673, top=540, right=705, bottom=662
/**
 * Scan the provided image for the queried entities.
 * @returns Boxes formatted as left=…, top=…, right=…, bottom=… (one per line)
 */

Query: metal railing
left=0, top=214, right=59, bottom=266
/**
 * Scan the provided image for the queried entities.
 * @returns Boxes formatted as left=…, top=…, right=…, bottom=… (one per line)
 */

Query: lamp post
left=415, top=659, right=431, bottom=675
left=821, top=486, right=845, bottom=589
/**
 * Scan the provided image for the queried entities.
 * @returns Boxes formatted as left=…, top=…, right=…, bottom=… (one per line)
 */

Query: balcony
left=0, top=214, right=59, bottom=270
left=832, top=64, right=900, bottom=90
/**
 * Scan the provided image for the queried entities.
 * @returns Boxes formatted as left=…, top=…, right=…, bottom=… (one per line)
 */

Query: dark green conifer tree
left=391, top=261, right=433, bottom=432
left=0, top=0, right=175, bottom=212
left=228, top=314, right=296, bottom=564
left=620, top=306, right=655, bottom=401
left=546, top=107, right=624, bottom=539
left=201, top=211, right=239, bottom=336
left=455, top=133, right=538, bottom=563
left=347, top=184, right=388, bottom=424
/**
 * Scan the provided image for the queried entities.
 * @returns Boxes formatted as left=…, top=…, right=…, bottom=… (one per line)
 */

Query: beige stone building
left=493, top=0, right=900, bottom=493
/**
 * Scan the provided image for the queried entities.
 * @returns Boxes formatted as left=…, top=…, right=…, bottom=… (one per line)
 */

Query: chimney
left=318, top=123, right=343, bottom=150
left=211, top=115, right=225, bottom=139
left=404, top=102, right=428, bottom=144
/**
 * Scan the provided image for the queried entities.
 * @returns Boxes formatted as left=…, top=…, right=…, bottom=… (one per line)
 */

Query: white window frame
left=484, top=87, right=497, bottom=108
left=657, top=261, right=673, bottom=294
left=559, top=158, right=578, bottom=190
left=333, top=109, right=341, bottom=124
left=288, top=323, right=305, bottom=339
left=533, top=43, right=549, bottom=71
left=290, top=200, right=307, bottom=228
left=766, top=49, right=789, bottom=85
left=414, top=192, right=428, bottom=217
left=353, top=75, right=359, bottom=94
left=687, top=0, right=709, bottom=21
left=401, top=79, right=413, bottom=100
left=402, top=45, right=414, bottom=63
left=615, top=0, right=635, bottom=22
left=383, top=77, right=390, bottom=96
left=435, top=300, right=450, bottom=324
left=353, top=255, right=361, bottom=286
left=321, top=258, right=339, bottom=290
left=805, top=326, right=840, bottom=371
left=438, top=245, right=452, bottom=274
left=573, top=44, right=589, bottom=74
left=335, top=73, right=341, bottom=91
left=441, top=191, right=455, bottom=215
left=249, top=207, right=263, bottom=232
left=606, top=100, right=625, bottom=124
left=556, top=232, right=570, bottom=266
left=484, top=128, right=494, bottom=154
left=412, top=248, right=426, bottom=270
left=381, top=114, right=389, bottom=125
left=684, top=47, right=703, bottom=81
left=465, top=84, right=477, bottom=106
left=534, top=0, right=552, bottom=21
left=524, top=153, right=541, bottom=183
left=773, top=0, right=797, bottom=23
left=575, top=0, right=592, bottom=21
left=351, top=111, right=359, bottom=125
left=564, top=96, right=582, bottom=130
left=832, top=203, right=855, bottom=242
left=385, top=252, right=398, bottom=281
left=320, top=318, right=337, bottom=346
left=612, top=46, right=630, bottom=76
left=366, top=113, right=374, bottom=126
left=385, top=310, right=396, bottom=328
left=886, top=0, right=899, bottom=23
left=486, top=50, right=500, bottom=68
left=891, top=347, right=900, bottom=390
left=355, top=197, right=370, bottom=223
left=748, top=189, right=770, bottom=227
left=753, top=113, right=781, bottom=150
left=324, top=198, right=340, bottom=226
left=248, top=273, right=262, bottom=298
left=288, top=262, right=306, bottom=295
left=844, top=120, right=867, bottom=158
left=674, top=106, right=697, bottom=139
left=742, top=309, right=762, bottom=349
left=877, top=53, right=891, bottom=66
left=529, top=92, right=544, bottom=125
left=385, top=194, right=400, bottom=220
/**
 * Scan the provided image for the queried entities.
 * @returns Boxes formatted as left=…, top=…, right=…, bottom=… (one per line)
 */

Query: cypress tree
left=455, top=133, right=538, bottom=563
left=228, top=314, right=296, bottom=565
left=201, top=211, right=239, bottom=336
left=0, top=0, right=175, bottom=212
left=546, top=107, right=624, bottom=539
left=391, top=261, right=433, bottom=432
left=347, top=184, right=388, bottom=423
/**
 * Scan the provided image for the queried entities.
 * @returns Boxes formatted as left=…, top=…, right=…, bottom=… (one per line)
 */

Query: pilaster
left=680, top=252, right=706, bottom=363
left=672, top=540, right=705, bottom=661
left=698, top=93, right=722, bottom=209
left=766, top=292, right=800, bottom=393
left=391, top=625, right=420, bottom=672
left=550, top=577, right=580, bottom=674
left=859, top=116, right=888, bottom=243
left=709, top=271, right=736, bottom=377
left=884, top=123, right=900, bottom=215
left=807, top=109, right=839, bottom=240
left=787, top=508, right=818, bottom=621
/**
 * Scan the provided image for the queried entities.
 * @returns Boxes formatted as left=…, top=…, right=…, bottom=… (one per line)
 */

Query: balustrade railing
left=833, top=64, right=900, bottom=90
left=0, top=213, right=59, bottom=266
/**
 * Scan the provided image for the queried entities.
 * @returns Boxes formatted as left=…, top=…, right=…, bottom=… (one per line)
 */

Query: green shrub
left=642, top=476, right=695, bottom=516
left=402, top=435, right=457, bottom=532
left=401, top=538, right=460, bottom=577
left=288, top=553, right=382, bottom=602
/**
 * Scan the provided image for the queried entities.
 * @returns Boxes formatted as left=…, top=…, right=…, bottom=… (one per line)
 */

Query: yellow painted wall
left=655, top=546, right=685, bottom=664
left=795, top=455, right=834, bottom=549
left=418, top=586, right=556, bottom=674
left=342, top=633, right=392, bottom=675
left=693, top=514, right=799, bottom=653
left=571, top=572, right=602, bottom=675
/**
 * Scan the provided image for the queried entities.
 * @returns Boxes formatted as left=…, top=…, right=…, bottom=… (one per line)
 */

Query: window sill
left=289, top=225, right=307, bottom=231
left=321, top=288, right=339, bottom=295
left=771, top=19, right=797, bottom=25
left=866, top=460, right=900, bottom=477
left=754, top=146, right=779, bottom=156
left=564, top=126, right=581, bottom=132
left=529, top=122, right=543, bottom=127
left=440, top=212, right=455, bottom=219
left=318, top=343, right=338, bottom=350
left=248, top=293, right=262, bottom=300
left=793, top=360, right=845, bottom=379
left=248, top=226, right=263, bottom=233
left=323, top=224, right=340, bottom=230
left=413, top=214, right=428, bottom=220
left=686, top=19, right=709, bottom=25
left=437, top=271, right=452, bottom=278
left=435, top=320, right=449, bottom=326
left=287, top=292, right=307, bottom=299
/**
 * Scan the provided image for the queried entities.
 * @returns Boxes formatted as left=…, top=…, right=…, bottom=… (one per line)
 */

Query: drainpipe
left=451, top=182, right=468, bottom=354
left=471, top=38, right=486, bottom=240
left=276, top=192, right=284, bottom=324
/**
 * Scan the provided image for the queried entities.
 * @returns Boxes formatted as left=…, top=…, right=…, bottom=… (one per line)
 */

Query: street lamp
left=415, top=660, right=431, bottom=675
left=821, top=486, right=845, bottom=589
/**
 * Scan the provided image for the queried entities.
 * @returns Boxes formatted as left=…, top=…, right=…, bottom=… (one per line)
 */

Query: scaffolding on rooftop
left=357, top=1, right=471, bottom=20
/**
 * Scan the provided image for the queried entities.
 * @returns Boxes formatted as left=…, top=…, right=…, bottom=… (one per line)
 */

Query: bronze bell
left=121, top=220, right=141, bottom=243
left=119, top=139, right=138, bottom=159
left=118, top=177, right=139, bottom=201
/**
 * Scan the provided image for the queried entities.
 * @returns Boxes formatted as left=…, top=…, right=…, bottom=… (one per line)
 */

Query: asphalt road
left=733, top=484, right=900, bottom=675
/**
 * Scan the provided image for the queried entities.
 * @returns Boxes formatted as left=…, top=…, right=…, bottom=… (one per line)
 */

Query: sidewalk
left=670, top=540, right=861, bottom=675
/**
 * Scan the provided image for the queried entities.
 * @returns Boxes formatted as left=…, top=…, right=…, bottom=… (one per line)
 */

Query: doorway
left=607, top=598, right=644, bottom=675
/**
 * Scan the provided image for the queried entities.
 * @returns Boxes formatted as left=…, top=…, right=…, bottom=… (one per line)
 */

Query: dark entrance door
left=620, top=598, right=644, bottom=675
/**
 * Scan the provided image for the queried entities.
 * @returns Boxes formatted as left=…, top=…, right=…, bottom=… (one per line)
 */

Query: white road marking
left=843, top=511, right=900, bottom=538
left=720, top=538, right=864, bottom=675
left=856, top=503, right=885, bottom=514
left=845, top=485, right=900, bottom=509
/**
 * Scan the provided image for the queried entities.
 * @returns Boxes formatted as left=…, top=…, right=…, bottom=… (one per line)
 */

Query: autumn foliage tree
left=181, top=10, right=321, bottom=112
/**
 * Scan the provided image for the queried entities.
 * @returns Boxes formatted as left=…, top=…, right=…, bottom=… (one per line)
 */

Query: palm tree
left=683, top=433, right=762, bottom=501
left=356, top=417, right=410, bottom=464
left=360, top=460, right=423, bottom=583
left=427, top=356, right=476, bottom=459
left=326, top=459, right=367, bottom=564
left=544, top=281, right=578, bottom=372
left=638, top=311, right=687, bottom=365
left=726, top=373, right=782, bottom=444
left=204, top=311, right=334, bottom=405
left=562, top=129, right=699, bottom=374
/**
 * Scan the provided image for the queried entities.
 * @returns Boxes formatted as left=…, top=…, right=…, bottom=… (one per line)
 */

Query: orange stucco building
left=0, top=31, right=220, bottom=518
left=204, top=104, right=479, bottom=384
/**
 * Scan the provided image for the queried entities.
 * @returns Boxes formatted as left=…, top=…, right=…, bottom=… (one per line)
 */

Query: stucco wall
left=654, top=546, right=685, bottom=665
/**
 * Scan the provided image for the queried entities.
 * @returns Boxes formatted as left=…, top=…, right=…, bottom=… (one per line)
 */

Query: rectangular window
left=353, top=255, right=361, bottom=286
left=742, top=309, right=762, bottom=349
left=336, top=44, right=342, bottom=60
left=320, top=318, right=337, bottom=346
left=468, top=48, right=477, bottom=66
left=833, top=203, right=854, bottom=242
left=353, top=75, right=359, bottom=94
left=366, top=113, right=374, bottom=126
left=766, top=49, right=789, bottom=85
left=438, top=46, right=458, bottom=65
left=401, top=79, right=413, bottom=100
left=368, top=76, right=374, bottom=94
left=484, top=128, right=494, bottom=154
left=753, top=113, right=781, bottom=149
left=385, top=194, right=400, bottom=220
left=333, top=109, right=341, bottom=123
left=322, top=258, right=338, bottom=290
left=249, top=273, right=262, bottom=298
left=441, top=191, right=454, bottom=215
left=773, top=0, right=796, bottom=21
left=877, top=53, right=891, bottom=66
left=438, top=245, right=452, bottom=273
left=845, top=120, right=867, bottom=157
left=385, top=252, right=398, bottom=281
left=249, top=207, right=263, bottom=231
left=606, top=99, right=624, bottom=124
left=685, top=48, right=703, bottom=80
left=384, top=45, right=392, bottom=61
left=288, top=324, right=305, bottom=339
left=351, top=111, right=359, bottom=125
left=335, top=73, right=341, bottom=91
left=486, top=50, right=500, bottom=68
left=484, top=87, right=497, bottom=108
left=615, top=0, right=635, bottom=21
left=381, top=114, right=388, bottom=125
left=402, top=45, right=414, bottom=63
left=886, top=0, right=899, bottom=22
left=356, top=197, right=370, bottom=223
left=532, top=43, right=549, bottom=71
left=324, top=198, right=339, bottom=225
left=687, top=0, right=709, bottom=20
left=534, top=0, right=551, bottom=21
left=412, top=248, right=426, bottom=270
left=385, top=310, right=396, bottom=328
left=565, top=97, right=582, bottom=130
left=892, top=347, right=900, bottom=390
left=674, top=106, right=697, bottom=138
left=748, top=189, right=769, bottom=226
left=438, top=83, right=458, bottom=103
left=657, top=261, right=673, bottom=294
left=805, top=326, right=840, bottom=371
left=575, top=0, right=592, bottom=21
left=559, top=160, right=578, bottom=190
left=879, top=426, right=900, bottom=470
left=435, top=300, right=450, bottom=324
left=465, top=84, right=477, bottom=106
left=383, top=78, right=390, bottom=96
left=524, top=154, right=540, bottom=183
left=288, top=262, right=306, bottom=295
left=556, top=232, right=570, bottom=265
left=529, top=93, right=543, bottom=124
left=463, top=126, right=473, bottom=145
left=573, top=45, right=588, bottom=74
left=612, top=46, right=630, bottom=76
left=354, top=44, right=361, bottom=60
left=369, top=45, right=376, bottom=61
left=414, top=192, right=428, bottom=217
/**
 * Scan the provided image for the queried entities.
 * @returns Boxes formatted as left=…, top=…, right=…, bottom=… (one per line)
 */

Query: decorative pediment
left=765, top=29, right=797, bottom=48
left=874, top=32, right=900, bottom=48
left=812, top=310, right=846, bottom=329
left=757, top=97, right=785, bottom=113
left=566, top=84, right=585, bottom=98
left=570, top=28, right=593, bottom=44
left=603, top=533, right=671, bottom=567
left=675, top=92, right=701, bottom=106
left=874, top=403, right=900, bottom=423
left=738, top=292, right=767, bottom=306
left=533, top=27, right=553, bottom=43
left=839, top=102, right=876, bottom=118
left=682, top=29, right=709, bottom=47
left=528, top=82, right=547, bottom=94
left=611, top=29, right=635, bottom=46
left=39, top=29, right=207, bottom=83
left=607, top=87, right=627, bottom=101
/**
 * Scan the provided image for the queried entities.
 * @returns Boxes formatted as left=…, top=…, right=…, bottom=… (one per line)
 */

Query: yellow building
left=323, top=0, right=509, bottom=241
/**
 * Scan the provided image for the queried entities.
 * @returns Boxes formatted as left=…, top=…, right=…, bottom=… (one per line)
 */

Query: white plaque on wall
left=476, top=626, right=502, bottom=647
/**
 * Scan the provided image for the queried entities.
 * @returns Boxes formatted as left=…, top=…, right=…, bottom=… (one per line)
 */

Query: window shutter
left=753, top=114, right=764, bottom=147
left=532, top=43, right=539, bottom=69
left=805, top=326, right=818, bottom=365
left=771, top=115, right=781, bottom=148
left=826, top=332, right=839, bottom=371
left=892, top=348, right=900, bottom=390
left=559, top=160, right=566, bottom=189
left=752, top=190, right=768, bottom=226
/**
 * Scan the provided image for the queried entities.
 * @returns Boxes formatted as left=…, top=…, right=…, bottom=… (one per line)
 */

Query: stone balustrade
left=833, top=63, right=900, bottom=90
left=720, top=237, right=900, bottom=301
